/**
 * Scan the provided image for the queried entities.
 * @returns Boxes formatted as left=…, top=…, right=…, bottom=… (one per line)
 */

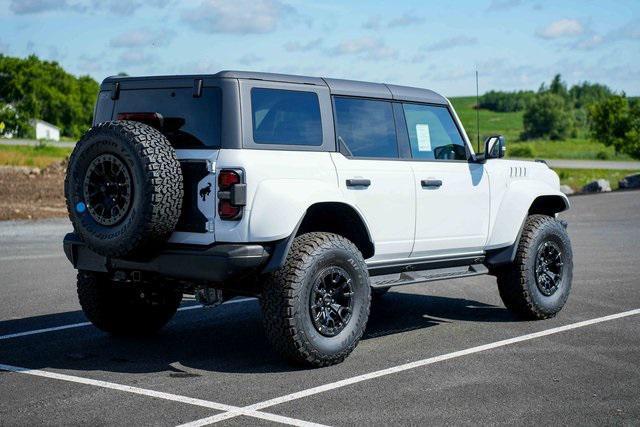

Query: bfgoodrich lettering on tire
left=64, top=121, right=183, bottom=257
left=261, top=232, right=371, bottom=367
left=497, top=215, right=573, bottom=320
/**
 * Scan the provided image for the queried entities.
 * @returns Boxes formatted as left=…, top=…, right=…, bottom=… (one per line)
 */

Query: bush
left=595, top=150, right=609, bottom=160
left=508, top=144, right=535, bottom=158
left=479, top=90, right=535, bottom=112
left=588, top=96, right=640, bottom=160
left=521, top=93, right=575, bottom=140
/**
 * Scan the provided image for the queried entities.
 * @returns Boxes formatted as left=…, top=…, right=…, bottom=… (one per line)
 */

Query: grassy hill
left=449, top=96, right=632, bottom=161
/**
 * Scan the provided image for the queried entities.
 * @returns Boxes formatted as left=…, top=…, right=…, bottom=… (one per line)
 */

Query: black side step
left=369, top=264, right=489, bottom=289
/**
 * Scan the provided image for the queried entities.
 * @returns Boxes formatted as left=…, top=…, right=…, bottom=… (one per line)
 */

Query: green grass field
left=449, top=96, right=632, bottom=161
left=0, top=144, right=72, bottom=168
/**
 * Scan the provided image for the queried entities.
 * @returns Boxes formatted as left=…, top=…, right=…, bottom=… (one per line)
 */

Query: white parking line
left=0, top=298, right=255, bottom=341
left=179, top=308, right=640, bottom=426
left=0, top=363, right=327, bottom=427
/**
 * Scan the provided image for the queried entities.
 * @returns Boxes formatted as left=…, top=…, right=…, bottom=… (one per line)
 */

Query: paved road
left=512, top=158, right=640, bottom=170
left=0, top=138, right=76, bottom=148
left=1, top=192, right=639, bottom=425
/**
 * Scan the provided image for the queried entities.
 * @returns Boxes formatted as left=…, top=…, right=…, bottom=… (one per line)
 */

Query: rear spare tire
left=65, top=121, right=183, bottom=257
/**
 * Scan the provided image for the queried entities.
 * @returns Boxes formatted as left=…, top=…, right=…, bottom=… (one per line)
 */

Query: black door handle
left=421, top=179, right=443, bottom=188
left=346, top=178, right=371, bottom=188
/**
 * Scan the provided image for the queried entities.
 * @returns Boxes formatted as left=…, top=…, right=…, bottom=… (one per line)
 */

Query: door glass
left=334, top=97, right=398, bottom=158
left=402, top=103, right=467, bottom=160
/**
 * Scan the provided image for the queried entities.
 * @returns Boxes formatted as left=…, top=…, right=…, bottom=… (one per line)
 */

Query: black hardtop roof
left=102, top=70, right=448, bottom=105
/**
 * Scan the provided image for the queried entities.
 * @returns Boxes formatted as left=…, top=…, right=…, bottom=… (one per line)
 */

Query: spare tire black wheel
left=65, top=121, right=183, bottom=257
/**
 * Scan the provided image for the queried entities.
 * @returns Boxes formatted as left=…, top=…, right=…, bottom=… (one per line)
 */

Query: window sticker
left=416, top=124, right=431, bottom=152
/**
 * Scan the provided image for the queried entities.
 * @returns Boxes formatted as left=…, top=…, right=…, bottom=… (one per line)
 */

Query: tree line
left=480, top=75, right=640, bottom=159
left=0, top=54, right=99, bottom=139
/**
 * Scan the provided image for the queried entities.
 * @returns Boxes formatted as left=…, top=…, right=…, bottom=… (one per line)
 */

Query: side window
left=251, top=88, right=323, bottom=146
left=333, top=97, right=398, bottom=158
left=402, top=103, right=467, bottom=160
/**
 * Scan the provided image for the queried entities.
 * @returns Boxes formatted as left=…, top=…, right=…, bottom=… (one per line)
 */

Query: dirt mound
left=0, top=160, right=67, bottom=220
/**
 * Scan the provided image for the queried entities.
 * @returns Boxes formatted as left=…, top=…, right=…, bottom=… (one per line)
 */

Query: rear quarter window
left=251, top=88, right=323, bottom=146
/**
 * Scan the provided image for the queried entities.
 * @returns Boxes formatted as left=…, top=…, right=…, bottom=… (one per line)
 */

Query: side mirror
left=484, top=135, right=506, bottom=159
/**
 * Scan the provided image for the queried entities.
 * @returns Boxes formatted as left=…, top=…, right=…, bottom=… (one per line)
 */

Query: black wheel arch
left=262, top=202, right=374, bottom=274
left=486, top=195, right=569, bottom=269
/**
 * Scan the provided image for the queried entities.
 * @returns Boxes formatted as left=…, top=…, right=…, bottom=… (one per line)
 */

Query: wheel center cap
left=323, top=295, right=332, bottom=305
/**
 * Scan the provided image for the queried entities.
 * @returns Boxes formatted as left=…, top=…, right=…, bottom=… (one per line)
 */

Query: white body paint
left=171, top=96, right=568, bottom=262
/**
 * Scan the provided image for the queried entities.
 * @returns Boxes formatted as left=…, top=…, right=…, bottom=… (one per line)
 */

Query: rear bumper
left=63, top=233, right=271, bottom=283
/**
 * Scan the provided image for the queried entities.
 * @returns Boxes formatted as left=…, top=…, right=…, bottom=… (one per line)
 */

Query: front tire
left=496, top=215, right=573, bottom=320
left=261, top=232, right=371, bottom=367
left=77, top=271, right=182, bottom=335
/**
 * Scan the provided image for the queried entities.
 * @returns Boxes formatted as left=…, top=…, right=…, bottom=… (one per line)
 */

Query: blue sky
left=0, top=0, right=639, bottom=96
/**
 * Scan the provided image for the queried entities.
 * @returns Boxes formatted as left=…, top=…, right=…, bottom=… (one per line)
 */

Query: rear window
left=251, top=88, right=323, bottom=146
left=114, top=87, right=222, bottom=148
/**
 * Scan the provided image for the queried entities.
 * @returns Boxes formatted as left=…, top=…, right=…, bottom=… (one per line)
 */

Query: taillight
left=217, top=169, right=246, bottom=220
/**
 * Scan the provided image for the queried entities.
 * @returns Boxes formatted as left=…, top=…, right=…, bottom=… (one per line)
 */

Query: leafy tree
left=569, top=82, right=613, bottom=109
left=588, top=95, right=640, bottom=159
left=479, top=90, right=535, bottom=112
left=521, top=93, right=575, bottom=140
left=547, top=74, right=569, bottom=100
left=0, top=54, right=99, bottom=138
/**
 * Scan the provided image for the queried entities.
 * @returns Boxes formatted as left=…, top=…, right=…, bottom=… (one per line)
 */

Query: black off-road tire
left=77, top=271, right=182, bottom=335
left=65, top=121, right=183, bottom=257
left=261, top=232, right=371, bottom=367
left=496, top=215, right=573, bottom=320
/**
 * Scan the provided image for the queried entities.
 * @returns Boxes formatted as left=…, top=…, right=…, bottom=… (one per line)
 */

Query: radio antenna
left=475, top=69, right=480, bottom=153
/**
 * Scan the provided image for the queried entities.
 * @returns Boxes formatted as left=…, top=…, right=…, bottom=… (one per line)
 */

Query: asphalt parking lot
left=1, top=191, right=639, bottom=426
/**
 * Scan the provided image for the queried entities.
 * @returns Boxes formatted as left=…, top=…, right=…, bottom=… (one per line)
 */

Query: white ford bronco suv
left=63, top=71, right=572, bottom=367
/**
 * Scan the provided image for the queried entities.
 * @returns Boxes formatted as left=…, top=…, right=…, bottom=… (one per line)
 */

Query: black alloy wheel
left=309, top=266, right=354, bottom=337
left=534, top=240, right=564, bottom=296
left=82, top=153, right=133, bottom=226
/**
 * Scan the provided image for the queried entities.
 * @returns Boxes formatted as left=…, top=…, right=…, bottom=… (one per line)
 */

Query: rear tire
left=261, top=232, right=371, bottom=367
left=496, top=215, right=573, bottom=320
left=65, top=121, right=183, bottom=257
left=77, top=271, right=182, bottom=335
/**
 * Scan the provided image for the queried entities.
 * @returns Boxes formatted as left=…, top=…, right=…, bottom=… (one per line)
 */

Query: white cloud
left=387, top=12, right=424, bottom=28
left=363, top=12, right=423, bottom=30
left=182, top=0, right=295, bottom=34
left=9, top=0, right=171, bottom=15
left=118, top=50, right=159, bottom=66
left=487, top=0, right=523, bottom=12
left=109, top=29, right=174, bottom=48
left=426, top=36, right=478, bottom=52
left=9, top=0, right=83, bottom=14
left=329, top=37, right=398, bottom=61
left=536, top=19, right=584, bottom=39
left=237, top=53, right=263, bottom=65
left=0, top=38, right=9, bottom=54
left=93, top=0, right=171, bottom=16
left=362, top=16, right=381, bottom=30
left=284, top=38, right=322, bottom=52
left=573, top=34, right=604, bottom=50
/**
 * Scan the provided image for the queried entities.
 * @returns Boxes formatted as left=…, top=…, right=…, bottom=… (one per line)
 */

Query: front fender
left=486, top=179, right=569, bottom=249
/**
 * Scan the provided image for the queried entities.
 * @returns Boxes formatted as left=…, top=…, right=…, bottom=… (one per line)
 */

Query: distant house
left=30, top=119, right=60, bottom=141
